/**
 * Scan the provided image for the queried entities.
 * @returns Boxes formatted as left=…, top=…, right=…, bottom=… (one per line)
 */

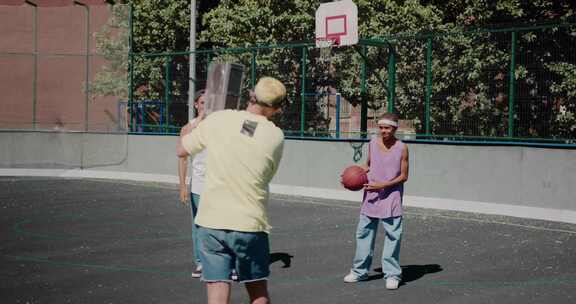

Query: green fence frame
left=123, top=21, right=576, bottom=147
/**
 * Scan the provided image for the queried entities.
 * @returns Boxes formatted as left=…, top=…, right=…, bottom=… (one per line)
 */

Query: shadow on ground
left=370, top=264, right=443, bottom=283
left=270, top=252, right=293, bottom=268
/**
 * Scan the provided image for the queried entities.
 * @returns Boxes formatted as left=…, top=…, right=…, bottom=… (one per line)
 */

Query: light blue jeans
left=351, top=214, right=403, bottom=280
left=191, top=193, right=201, bottom=266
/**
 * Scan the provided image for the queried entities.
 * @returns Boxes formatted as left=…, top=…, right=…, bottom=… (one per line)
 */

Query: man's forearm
left=178, top=156, right=188, bottom=186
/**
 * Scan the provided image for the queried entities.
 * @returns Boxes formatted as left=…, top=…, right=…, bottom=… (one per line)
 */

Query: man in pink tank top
left=343, top=113, right=410, bottom=290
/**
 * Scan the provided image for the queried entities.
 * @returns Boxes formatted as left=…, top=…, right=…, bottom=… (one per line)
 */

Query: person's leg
left=191, top=193, right=202, bottom=267
left=206, top=282, right=231, bottom=304
left=381, top=216, right=403, bottom=280
left=350, top=214, right=378, bottom=278
left=230, top=231, right=270, bottom=302
left=245, top=280, right=270, bottom=304
left=197, top=227, right=235, bottom=302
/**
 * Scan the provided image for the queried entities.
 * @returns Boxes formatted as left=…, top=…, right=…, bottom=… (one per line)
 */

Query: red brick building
left=0, top=0, right=122, bottom=132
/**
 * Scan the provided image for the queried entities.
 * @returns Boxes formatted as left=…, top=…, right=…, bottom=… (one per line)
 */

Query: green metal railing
left=1, top=4, right=574, bottom=147
left=125, top=22, right=575, bottom=146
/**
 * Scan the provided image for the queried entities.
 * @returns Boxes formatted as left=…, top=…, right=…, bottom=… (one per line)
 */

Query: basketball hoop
left=315, top=1, right=358, bottom=46
left=315, top=1, right=358, bottom=63
left=316, top=37, right=338, bottom=63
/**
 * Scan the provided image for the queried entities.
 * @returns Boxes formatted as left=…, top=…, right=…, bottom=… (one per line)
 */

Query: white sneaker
left=386, top=277, right=400, bottom=290
left=230, top=269, right=238, bottom=281
left=343, top=272, right=367, bottom=283
left=191, top=265, right=202, bottom=278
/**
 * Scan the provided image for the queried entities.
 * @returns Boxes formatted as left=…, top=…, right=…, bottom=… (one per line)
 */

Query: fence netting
left=1, top=10, right=575, bottom=145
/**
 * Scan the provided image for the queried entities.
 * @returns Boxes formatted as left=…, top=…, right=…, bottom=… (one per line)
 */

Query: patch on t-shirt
left=241, top=120, right=258, bottom=137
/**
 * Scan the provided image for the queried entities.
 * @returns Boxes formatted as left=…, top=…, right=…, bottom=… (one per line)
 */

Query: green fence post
left=164, top=55, right=171, bottom=133
left=206, top=52, right=212, bottom=78
left=74, top=1, right=90, bottom=131
left=508, top=31, right=517, bottom=138
left=31, top=4, right=38, bottom=129
left=128, top=4, right=134, bottom=132
left=24, top=1, right=38, bottom=129
left=387, top=44, right=396, bottom=113
left=300, top=46, right=307, bottom=137
left=425, top=36, right=433, bottom=135
left=85, top=5, right=90, bottom=131
left=251, top=49, right=257, bottom=87
left=360, top=45, right=368, bottom=139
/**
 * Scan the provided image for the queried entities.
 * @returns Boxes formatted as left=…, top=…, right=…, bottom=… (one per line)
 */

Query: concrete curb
left=2, top=168, right=576, bottom=225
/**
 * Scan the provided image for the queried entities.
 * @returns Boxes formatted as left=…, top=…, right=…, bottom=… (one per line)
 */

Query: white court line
left=2, top=168, right=576, bottom=227
left=269, top=185, right=576, bottom=226
left=273, top=197, right=576, bottom=235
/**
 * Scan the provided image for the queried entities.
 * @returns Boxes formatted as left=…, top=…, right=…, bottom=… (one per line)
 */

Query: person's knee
left=356, top=227, right=372, bottom=239
left=206, top=281, right=231, bottom=304
left=245, top=280, right=269, bottom=304
left=250, top=297, right=269, bottom=304
left=252, top=298, right=269, bottom=304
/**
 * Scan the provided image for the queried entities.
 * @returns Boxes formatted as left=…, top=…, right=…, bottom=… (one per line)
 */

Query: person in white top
left=178, top=90, right=207, bottom=278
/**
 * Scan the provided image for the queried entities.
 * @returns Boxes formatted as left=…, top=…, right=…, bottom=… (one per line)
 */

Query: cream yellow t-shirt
left=181, top=110, right=284, bottom=233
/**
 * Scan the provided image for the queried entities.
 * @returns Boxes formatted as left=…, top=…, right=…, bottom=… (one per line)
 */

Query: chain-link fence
left=129, top=23, right=575, bottom=145
left=1, top=6, right=574, bottom=146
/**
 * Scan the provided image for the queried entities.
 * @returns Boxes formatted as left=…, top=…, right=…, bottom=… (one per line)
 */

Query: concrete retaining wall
left=1, top=131, right=575, bottom=223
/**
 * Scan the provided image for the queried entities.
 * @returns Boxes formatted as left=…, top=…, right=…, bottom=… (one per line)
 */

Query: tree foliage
left=93, top=0, right=576, bottom=139
left=91, top=4, right=131, bottom=100
left=93, top=0, right=197, bottom=103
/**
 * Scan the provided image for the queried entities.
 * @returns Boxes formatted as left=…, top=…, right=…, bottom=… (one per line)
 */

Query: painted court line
left=3, top=177, right=575, bottom=292
left=274, top=197, right=576, bottom=235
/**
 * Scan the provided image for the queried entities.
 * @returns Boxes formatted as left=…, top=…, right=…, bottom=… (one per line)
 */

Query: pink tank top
left=360, top=137, right=405, bottom=219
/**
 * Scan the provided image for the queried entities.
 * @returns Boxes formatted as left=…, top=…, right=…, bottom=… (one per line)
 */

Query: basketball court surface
left=2, top=176, right=576, bottom=303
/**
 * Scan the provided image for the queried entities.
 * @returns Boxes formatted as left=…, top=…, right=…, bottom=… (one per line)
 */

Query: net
left=316, top=37, right=337, bottom=63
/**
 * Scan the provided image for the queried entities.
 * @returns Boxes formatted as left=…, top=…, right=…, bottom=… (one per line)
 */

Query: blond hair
left=254, top=77, right=286, bottom=108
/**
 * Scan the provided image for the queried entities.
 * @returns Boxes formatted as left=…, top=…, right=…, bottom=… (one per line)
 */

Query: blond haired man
left=177, top=77, right=286, bottom=304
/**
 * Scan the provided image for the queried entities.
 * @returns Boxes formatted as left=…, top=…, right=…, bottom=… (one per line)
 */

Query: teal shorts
left=197, top=226, right=270, bottom=283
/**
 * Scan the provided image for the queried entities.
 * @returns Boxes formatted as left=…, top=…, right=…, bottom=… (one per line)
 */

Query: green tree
left=425, top=0, right=576, bottom=138
left=91, top=4, right=131, bottom=100
left=92, top=1, right=191, bottom=103
left=199, top=0, right=446, bottom=134
left=92, top=0, right=219, bottom=129
left=94, top=0, right=576, bottom=139
left=199, top=0, right=321, bottom=134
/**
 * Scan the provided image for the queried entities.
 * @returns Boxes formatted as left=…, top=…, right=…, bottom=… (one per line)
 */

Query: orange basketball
left=340, top=165, right=368, bottom=191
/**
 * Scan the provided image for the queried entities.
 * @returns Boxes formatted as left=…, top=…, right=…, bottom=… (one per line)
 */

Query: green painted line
left=6, top=254, right=576, bottom=288
left=12, top=216, right=191, bottom=241
left=5, top=255, right=190, bottom=277
left=12, top=219, right=71, bottom=240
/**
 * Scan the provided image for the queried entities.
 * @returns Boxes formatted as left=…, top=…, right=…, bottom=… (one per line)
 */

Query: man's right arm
left=177, top=123, right=194, bottom=203
left=178, top=155, right=189, bottom=204
left=177, top=118, right=208, bottom=158
left=176, top=123, right=193, bottom=157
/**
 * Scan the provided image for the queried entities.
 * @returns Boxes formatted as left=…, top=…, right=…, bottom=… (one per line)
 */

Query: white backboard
left=315, top=0, right=358, bottom=47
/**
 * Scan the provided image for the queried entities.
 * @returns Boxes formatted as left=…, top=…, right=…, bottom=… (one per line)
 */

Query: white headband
left=377, top=119, right=398, bottom=127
